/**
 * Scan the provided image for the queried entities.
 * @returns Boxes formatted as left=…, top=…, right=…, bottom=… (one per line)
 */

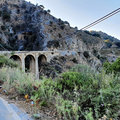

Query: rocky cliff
left=0, top=0, right=119, bottom=70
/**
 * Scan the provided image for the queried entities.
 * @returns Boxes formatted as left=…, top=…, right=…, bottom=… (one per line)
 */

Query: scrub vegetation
left=0, top=56, right=120, bottom=120
left=0, top=55, right=18, bottom=67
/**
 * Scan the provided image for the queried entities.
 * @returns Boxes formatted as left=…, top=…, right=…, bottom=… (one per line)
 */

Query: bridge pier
left=21, top=55, right=25, bottom=72
left=35, top=56, right=39, bottom=79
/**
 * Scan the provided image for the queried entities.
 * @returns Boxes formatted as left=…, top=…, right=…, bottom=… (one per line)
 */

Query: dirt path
left=0, top=94, right=57, bottom=120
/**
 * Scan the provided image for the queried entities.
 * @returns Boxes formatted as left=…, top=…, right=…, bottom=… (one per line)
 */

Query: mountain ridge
left=0, top=0, right=119, bottom=70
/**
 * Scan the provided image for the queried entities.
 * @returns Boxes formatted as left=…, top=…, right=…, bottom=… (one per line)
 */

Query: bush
left=47, top=40, right=60, bottom=48
left=70, top=64, right=95, bottom=73
left=1, top=25, right=6, bottom=31
left=0, top=55, right=18, bottom=67
left=55, top=65, right=120, bottom=119
left=31, top=78, right=56, bottom=102
left=56, top=71, right=96, bottom=91
left=1, top=64, right=120, bottom=119
left=92, top=33, right=100, bottom=38
left=0, top=67, right=38, bottom=95
left=2, top=11, right=11, bottom=21
left=103, top=57, right=120, bottom=74
left=84, top=30, right=92, bottom=35
left=115, top=42, right=120, bottom=48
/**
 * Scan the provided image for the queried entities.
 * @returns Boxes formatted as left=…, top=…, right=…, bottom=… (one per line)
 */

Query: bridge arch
left=38, top=54, right=47, bottom=64
left=25, top=55, right=35, bottom=73
left=10, top=55, right=22, bottom=66
left=38, top=54, right=47, bottom=76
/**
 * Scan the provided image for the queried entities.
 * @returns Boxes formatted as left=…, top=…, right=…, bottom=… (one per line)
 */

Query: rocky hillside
left=0, top=0, right=119, bottom=70
left=88, top=30, right=120, bottom=48
left=0, top=0, right=103, bottom=51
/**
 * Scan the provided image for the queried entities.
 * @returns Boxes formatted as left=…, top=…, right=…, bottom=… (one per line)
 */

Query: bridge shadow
left=25, top=55, right=35, bottom=73
left=38, top=54, right=47, bottom=77
left=10, top=55, right=22, bottom=66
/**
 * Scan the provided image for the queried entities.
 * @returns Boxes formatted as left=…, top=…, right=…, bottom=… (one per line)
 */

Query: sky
left=26, top=0, right=120, bottom=39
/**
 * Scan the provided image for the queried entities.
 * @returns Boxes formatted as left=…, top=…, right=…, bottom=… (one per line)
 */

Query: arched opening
left=38, top=55, right=47, bottom=64
left=38, top=54, right=47, bottom=76
left=25, top=55, right=35, bottom=73
left=10, top=55, right=21, bottom=66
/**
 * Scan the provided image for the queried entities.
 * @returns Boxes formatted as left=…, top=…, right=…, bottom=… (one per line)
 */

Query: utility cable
left=81, top=8, right=120, bottom=30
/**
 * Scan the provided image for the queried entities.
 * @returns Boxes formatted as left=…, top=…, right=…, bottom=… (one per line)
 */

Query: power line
left=81, top=8, right=120, bottom=30
left=59, top=8, right=120, bottom=41
left=82, top=9, right=120, bottom=30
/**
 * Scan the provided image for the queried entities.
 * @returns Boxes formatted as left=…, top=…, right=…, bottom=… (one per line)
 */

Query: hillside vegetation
left=0, top=0, right=119, bottom=70
left=1, top=56, right=120, bottom=119
left=0, top=1, right=120, bottom=119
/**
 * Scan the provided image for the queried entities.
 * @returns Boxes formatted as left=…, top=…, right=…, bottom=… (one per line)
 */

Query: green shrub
left=1, top=64, right=120, bottom=119
left=31, top=78, right=56, bottom=103
left=39, top=100, right=48, bottom=107
left=55, top=65, right=120, bottom=119
left=56, top=71, right=97, bottom=91
left=0, top=67, right=38, bottom=95
left=103, top=57, right=120, bottom=74
left=70, top=64, right=95, bottom=74
left=56, top=96, right=77, bottom=120
left=0, top=55, right=18, bottom=67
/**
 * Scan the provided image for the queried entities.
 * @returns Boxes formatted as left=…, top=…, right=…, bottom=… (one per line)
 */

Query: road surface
left=0, top=97, right=32, bottom=120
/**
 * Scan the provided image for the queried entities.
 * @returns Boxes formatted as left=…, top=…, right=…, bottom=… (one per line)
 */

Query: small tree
left=40, top=5, right=44, bottom=9
left=2, top=11, right=11, bottom=21
left=47, top=9, right=51, bottom=13
left=103, top=57, right=120, bottom=74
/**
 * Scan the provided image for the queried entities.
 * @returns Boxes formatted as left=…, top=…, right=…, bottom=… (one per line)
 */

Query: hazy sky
left=26, top=0, right=120, bottom=39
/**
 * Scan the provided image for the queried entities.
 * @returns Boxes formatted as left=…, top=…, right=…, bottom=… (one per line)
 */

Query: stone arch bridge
left=0, top=51, right=77, bottom=78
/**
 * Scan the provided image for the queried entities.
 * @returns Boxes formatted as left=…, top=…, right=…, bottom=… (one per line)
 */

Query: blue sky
left=26, top=0, right=120, bottom=39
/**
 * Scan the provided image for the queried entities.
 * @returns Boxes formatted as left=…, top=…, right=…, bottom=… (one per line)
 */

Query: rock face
left=0, top=0, right=103, bottom=51
left=0, top=0, right=119, bottom=70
